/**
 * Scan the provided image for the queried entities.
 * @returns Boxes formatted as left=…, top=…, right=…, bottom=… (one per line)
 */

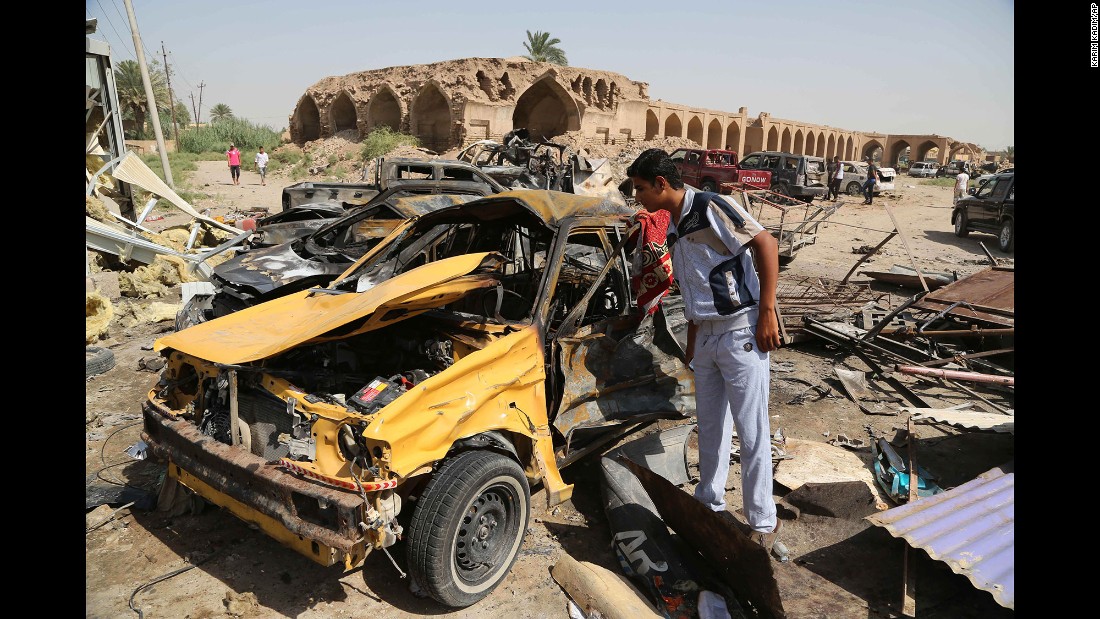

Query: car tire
left=86, top=346, right=116, bottom=378
left=846, top=182, right=863, bottom=196
left=953, top=211, right=969, bottom=237
left=407, top=450, right=530, bottom=608
left=701, top=180, right=717, bottom=193
left=998, top=219, right=1014, bottom=253
left=772, top=183, right=790, bottom=197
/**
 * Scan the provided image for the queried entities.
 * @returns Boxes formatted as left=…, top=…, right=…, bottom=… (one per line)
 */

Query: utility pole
left=122, top=0, right=174, bottom=187
left=196, top=82, right=206, bottom=126
left=189, top=92, right=199, bottom=128
left=161, top=41, right=180, bottom=144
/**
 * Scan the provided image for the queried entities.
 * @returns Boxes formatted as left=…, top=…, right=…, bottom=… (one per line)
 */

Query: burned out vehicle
left=143, top=190, right=693, bottom=607
left=261, top=158, right=507, bottom=249
left=177, top=189, right=502, bottom=329
left=457, top=128, right=626, bottom=206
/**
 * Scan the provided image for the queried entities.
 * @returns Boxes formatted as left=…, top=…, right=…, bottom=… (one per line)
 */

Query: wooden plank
left=550, top=555, right=664, bottom=619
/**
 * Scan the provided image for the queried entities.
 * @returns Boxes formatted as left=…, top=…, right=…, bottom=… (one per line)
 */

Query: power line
left=108, top=0, right=161, bottom=71
left=90, top=1, right=136, bottom=61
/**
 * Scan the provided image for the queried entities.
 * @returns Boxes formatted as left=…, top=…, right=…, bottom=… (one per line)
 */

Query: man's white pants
left=691, top=325, right=777, bottom=533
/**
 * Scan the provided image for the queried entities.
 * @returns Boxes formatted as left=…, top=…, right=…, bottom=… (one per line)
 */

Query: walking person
left=953, top=166, right=970, bottom=205
left=226, top=144, right=242, bottom=185
left=861, top=156, right=878, bottom=204
left=254, top=146, right=269, bottom=186
left=827, top=156, right=843, bottom=201
left=626, top=148, right=784, bottom=555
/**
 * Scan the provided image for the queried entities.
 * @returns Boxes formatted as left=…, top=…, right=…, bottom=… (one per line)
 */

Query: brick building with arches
left=288, top=57, right=983, bottom=167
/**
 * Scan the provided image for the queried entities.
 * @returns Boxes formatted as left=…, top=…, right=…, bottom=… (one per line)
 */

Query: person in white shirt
left=254, top=147, right=270, bottom=186
left=954, top=169, right=970, bottom=205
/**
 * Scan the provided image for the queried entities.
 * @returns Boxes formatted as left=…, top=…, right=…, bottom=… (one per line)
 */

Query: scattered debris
left=869, top=434, right=943, bottom=504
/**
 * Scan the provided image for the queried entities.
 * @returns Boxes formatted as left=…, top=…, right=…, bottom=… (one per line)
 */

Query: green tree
left=1005, top=145, right=1014, bottom=160
left=115, top=59, right=170, bottom=139
left=158, top=101, right=192, bottom=138
left=209, top=103, right=234, bottom=123
left=522, top=30, right=567, bottom=65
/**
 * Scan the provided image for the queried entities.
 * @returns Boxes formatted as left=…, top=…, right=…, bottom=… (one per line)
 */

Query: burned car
left=143, top=190, right=692, bottom=607
left=254, top=158, right=507, bottom=250
left=457, top=128, right=626, bottom=206
left=177, top=191, right=496, bottom=329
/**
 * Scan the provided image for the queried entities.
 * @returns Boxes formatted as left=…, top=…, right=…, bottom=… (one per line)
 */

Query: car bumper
left=141, top=401, right=370, bottom=568
left=790, top=186, right=828, bottom=198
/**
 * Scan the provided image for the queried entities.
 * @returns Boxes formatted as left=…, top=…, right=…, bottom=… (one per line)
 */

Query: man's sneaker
left=749, top=519, right=783, bottom=552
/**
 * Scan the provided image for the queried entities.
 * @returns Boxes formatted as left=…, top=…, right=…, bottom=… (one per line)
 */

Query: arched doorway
left=645, top=110, right=659, bottom=140
left=411, top=84, right=452, bottom=152
left=512, top=76, right=580, bottom=140
left=780, top=128, right=792, bottom=152
left=368, top=87, right=402, bottom=132
left=664, top=113, right=682, bottom=139
left=726, top=122, right=741, bottom=152
left=329, top=91, right=358, bottom=136
left=766, top=127, right=779, bottom=150
left=826, top=135, right=836, bottom=159
left=687, top=116, right=703, bottom=145
left=293, top=95, right=321, bottom=143
left=793, top=130, right=804, bottom=154
left=707, top=119, right=723, bottom=149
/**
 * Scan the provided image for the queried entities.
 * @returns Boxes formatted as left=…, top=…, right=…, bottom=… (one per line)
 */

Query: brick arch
left=861, top=139, right=884, bottom=162
left=815, top=133, right=826, bottom=157
left=664, top=113, right=682, bottom=138
left=806, top=131, right=816, bottom=156
left=888, top=139, right=911, bottom=168
left=780, top=127, right=792, bottom=152
left=367, top=85, right=403, bottom=132
left=328, top=90, right=359, bottom=136
left=411, top=81, right=452, bottom=152
left=687, top=116, right=703, bottom=145
left=845, top=136, right=855, bottom=160
left=913, top=140, right=940, bottom=163
left=793, top=129, right=804, bottom=154
left=707, top=119, right=723, bottom=149
left=766, top=126, right=779, bottom=150
left=291, top=93, right=322, bottom=143
left=646, top=109, right=659, bottom=140
left=513, top=74, right=580, bottom=140
left=725, top=121, right=740, bottom=152
left=826, top=134, right=836, bottom=159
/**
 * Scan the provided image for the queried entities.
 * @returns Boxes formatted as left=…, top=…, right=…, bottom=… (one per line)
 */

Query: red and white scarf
left=629, top=209, right=674, bottom=316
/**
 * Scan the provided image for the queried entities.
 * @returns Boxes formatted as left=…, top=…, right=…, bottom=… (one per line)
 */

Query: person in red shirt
left=226, top=144, right=242, bottom=185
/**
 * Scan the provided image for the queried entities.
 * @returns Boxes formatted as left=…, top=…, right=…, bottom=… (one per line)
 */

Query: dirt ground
left=86, top=152, right=1014, bottom=618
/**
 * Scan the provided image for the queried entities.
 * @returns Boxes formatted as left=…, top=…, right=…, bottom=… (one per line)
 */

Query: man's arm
left=747, top=230, right=781, bottom=352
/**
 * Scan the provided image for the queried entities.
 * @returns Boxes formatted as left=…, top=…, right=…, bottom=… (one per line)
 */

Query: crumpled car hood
left=213, top=240, right=345, bottom=296
left=158, top=252, right=503, bottom=364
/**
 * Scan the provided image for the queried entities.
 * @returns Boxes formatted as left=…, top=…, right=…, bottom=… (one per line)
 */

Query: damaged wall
left=288, top=57, right=984, bottom=165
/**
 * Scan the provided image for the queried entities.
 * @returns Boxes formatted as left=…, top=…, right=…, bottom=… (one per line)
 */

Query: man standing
left=861, top=157, right=879, bottom=205
left=254, top=146, right=269, bottom=186
left=627, top=148, right=783, bottom=554
left=954, top=166, right=970, bottom=205
left=827, top=156, right=843, bottom=201
left=226, top=144, right=242, bottom=186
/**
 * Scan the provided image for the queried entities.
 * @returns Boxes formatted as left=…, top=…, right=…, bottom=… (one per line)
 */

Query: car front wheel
left=701, top=180, right=717, bottom=193
left=998, top=219, right=1014, bottom=253
left=846, top=181, right=863, bottom=196
left=407, top=450, right=530, bottom=608
left=953, top=211, right=969, bottom=238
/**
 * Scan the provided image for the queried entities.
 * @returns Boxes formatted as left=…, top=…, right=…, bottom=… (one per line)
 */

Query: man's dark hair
left=626, top=148, right=683, bottom=189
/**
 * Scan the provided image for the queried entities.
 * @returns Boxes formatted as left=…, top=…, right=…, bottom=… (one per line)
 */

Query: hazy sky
left=86, top=0, right=1014, bottom=150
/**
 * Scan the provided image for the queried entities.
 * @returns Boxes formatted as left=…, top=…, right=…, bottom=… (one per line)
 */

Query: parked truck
left=668, top=148, right=771, bottom=193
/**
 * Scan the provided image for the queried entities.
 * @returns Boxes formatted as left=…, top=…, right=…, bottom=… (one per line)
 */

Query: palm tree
left=209, top=103, right=234, bottom=124
left=522, top=30, right=567, bottom=66
left=114, top=59, right=169, bottom=138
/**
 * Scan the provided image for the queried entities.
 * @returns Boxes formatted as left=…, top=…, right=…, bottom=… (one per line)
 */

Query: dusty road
left=86, top=157, right=1014, bottom=618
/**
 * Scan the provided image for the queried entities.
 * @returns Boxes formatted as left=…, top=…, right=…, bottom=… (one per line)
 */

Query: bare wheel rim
left=453, top=481, right=522, bottom=585
left=999, top=223, right=1011, bottom=246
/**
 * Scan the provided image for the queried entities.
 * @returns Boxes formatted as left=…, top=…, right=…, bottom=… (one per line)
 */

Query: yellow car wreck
left=141, top=189, right=694, bottom=607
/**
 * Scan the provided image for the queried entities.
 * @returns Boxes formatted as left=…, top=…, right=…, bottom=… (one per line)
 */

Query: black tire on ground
left=701, top=180, right=718, bottom=193
left=846, top=181, right=863, bottom=196
left=953, top=211, right=969, bottom=238
left=998, top=219, right=1014, bottom=253
left=778, top=254, right=797, bottom=266
left=86, top=346, right=116, bottom=378
left=772, top=183, right=790, bottom=197
left=406, top=450, right=531, bottom=608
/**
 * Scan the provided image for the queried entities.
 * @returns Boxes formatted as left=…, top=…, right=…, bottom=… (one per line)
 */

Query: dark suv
left=738, top=151, right=828, bottom=202
left=952, top=171, right=1014, bottom=252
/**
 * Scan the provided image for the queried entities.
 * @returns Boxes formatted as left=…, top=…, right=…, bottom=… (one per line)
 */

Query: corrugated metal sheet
left=912, top=266, right=1014, bottom=326
left=865, top=463, right=1014, bottom=609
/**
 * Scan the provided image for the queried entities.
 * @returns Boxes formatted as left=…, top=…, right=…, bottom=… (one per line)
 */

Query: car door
left=968, top=176, right=1003, bottom=228
left=545, top=223, right=692, bottom=459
